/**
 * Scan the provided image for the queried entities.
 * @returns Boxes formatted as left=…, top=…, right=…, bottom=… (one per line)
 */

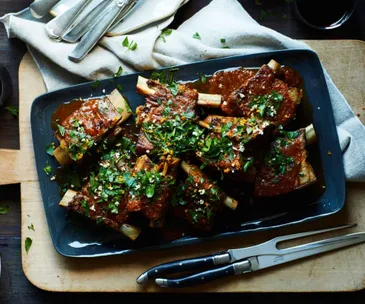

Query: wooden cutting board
left=1, top=40, right=365, bottom=292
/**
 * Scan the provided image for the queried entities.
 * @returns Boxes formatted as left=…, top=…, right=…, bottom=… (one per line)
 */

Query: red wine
left=296, top=0, right=355, bottom=29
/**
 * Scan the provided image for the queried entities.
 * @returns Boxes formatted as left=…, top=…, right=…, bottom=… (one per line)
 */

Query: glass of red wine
left=295, top=0, right=356, bottom=30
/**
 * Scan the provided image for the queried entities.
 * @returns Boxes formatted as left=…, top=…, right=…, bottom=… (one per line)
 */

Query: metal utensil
left=30, top=0, right=61, bottom=19
left=68, top=0, right=138, bottom=63
left=62, top=0, right=111, bottom=43
left=137, top=224, right=365, bottom=288
left=45, top=0, right=91, bottom=40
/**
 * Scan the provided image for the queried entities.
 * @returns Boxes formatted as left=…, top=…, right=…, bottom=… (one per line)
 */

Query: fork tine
left=271, top=223, right=356, bottom=245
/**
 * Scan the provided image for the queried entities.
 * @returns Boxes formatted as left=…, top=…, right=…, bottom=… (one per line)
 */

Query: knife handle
left=30, top=0, right=61, bottom=19
left=155, top=260, right=251, bottom=288
left=45, top=0, right=90, bottom=39
left=69, top=0, right=136, bottom=62
left=136, top=253, right=231, bottom=284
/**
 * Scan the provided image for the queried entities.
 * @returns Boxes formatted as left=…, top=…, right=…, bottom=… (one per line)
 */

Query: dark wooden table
left=1, top=0, right=365, bottom=302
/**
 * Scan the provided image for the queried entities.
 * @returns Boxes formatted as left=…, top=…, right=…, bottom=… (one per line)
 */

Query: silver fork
left=136, top=224, right=365, bottom=288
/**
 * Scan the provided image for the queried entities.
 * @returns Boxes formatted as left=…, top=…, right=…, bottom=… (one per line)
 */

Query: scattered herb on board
left=91, top=80, right=100, bottom=88
left=4, top=105, right=19, bottom=118
left=25, top=237, right=33, bottom=254
left=0, top=204, right=10, bottom=215
left=44, top=161, right=52, bottom=176
left=114, top=66, right=123, bottom=78
left=28, top=223, right=35, bottom=231
left=122, top=37, right=137, bottom=50
left=46, top=142, right=55, bottom=156
left=159, top=28, right=173, bottom=42
left=193, top=32, right=201, bottom=40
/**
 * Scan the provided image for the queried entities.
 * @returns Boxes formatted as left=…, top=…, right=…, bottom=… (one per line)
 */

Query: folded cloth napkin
left=1, top=0, right=365, bottom=181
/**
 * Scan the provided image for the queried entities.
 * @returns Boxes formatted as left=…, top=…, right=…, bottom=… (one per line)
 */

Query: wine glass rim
left=294, top=0, right=356, bottom=30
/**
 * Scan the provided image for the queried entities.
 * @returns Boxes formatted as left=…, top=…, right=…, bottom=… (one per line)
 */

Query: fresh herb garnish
left=243, top=157, right=254, bottom=172
left=91, top=80, right=100, bottom=88
left=116, top=84, right=123, bottom=92
left=199, top=74, right=207, bottom=84
left=280, top=130, right=299, bottom=140
left=44, top=161, right=52, bottom=175
left=143, top=115, right=203, bottom=156
left=249, top=91, right=283, bottom=118
left=57, top=124, right=65, bottom=136
left=198, top=134, right=234, bottom=161
left=265, top=142, right=294, bottom=175
left=0, top=204, right=10, bottom=215
left=4, top=105, right=19, bottom=118
left=193, top=32, right=201, bottom=39
left=46, top=142, right=55, bottom=156
left=80, top=199, right=90, bottom=217
left=114, top=66, right=123, bottom=78
left=158, top=28, right=173, bottom=42
left=122, top=37, right=137, bottom=50
left=25, top=237, right=33, bottom=254
left=220, top=38, right=230, bottom=49
left=167, top=82, right=179, bottom=96
left=28, top=223, right=35, bottom=231
left=150, top=68, right=179, bottom=86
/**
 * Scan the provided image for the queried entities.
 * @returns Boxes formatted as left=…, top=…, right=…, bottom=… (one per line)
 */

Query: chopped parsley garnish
left=87, top=137, right=136, bottom=213
left=46, top=142, right=55, bottom=156
left=220, top=38, right=230, bottom=49
left=265, top=142, right=294, bottom=175
left=199, top=74, right=207, bottom=84
left=167, top=82, right=179, bottom=96
left=91, top=80, right=100, bottom=88
left=249, top=91, right=283, bottom=118
left=123, top=170, right=172, bottom=201
left=114, top=66, right=123, bottom=78
left=243, top=157, right=254, bottom=172
left=57, top=124, right=65, bottom=136
left=28, top=223, right=35, bottom=231
left=280, top=130, right=299, bottom=140
left=25, top=237, right=32, bottom=254
left=44, top=161, right=52, bottom=175
left=198, top=134, right=234, bottom=161
left=150, top=68, right=179, bottom=86
left=122, top=37, right=137, bottom=50
left=64, top=121, right=95, bottom=160
left=96, top=217, right=104, bottom=225
left=0, top=204, right=10, bottom=215
left=158, top=28, right=172, bottom=42
left=116, top=84, right=123, bottom=92
left=80, top=199, right=90, bottom=216
left=4, top=105, right=19, bottom=118
left=143, top=114, right=204, bottom=156
left=193, top=32, right=201, bottom=39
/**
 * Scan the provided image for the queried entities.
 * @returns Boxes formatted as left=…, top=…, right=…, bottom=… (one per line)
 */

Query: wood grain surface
left=4, top=40, right=363, bottom=293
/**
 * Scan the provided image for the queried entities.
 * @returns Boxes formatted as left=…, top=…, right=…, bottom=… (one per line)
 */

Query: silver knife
left=30, top=0, right=61, bottom=19
left=68, top=0, right=138, bottom=62
left=45, top=0, right=91, bottom=40
left=69, top=0, right=138, bottom=63
left=62, top=0, right=111, bottom=43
